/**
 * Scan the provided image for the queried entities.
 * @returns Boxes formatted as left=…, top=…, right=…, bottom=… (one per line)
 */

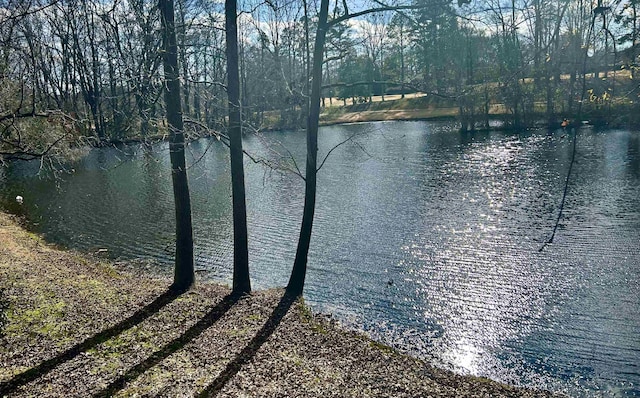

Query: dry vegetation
left=0, top=212, right=560, bottom=397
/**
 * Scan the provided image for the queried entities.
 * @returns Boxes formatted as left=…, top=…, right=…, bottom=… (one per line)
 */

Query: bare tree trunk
left=400, top=18, right=405, bottom=99
left=225, top=0, right=251, bottom=294
left=286, top=0, right=329, bottom=297
left=177, top=0, right=190, bottom=118
left=303, top=0, right=311, bottom=126
left=159, top=0, right=195, bottom=292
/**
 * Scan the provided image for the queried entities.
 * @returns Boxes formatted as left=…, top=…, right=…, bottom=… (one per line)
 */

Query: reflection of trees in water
left=141, top=150, right=166, bottom=218
left=627, top=133, right=640, bottom=179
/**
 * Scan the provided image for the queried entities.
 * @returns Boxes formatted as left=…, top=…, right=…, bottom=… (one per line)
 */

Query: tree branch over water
left=183, top=118, right=305, bottom=180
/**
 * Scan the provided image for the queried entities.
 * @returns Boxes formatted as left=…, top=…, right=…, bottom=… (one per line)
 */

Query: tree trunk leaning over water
left=286, top=0, right=330, bottom=297
left=159, top=0, right=195, bottom=292
left=285, top=0, right=423, bottom=296
left=225, top=0, right=251, bottom=294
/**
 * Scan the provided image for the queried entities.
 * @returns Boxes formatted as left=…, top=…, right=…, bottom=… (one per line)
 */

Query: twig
left=183, top=118, right=305, bottom=180
left=316, top=130, right=362, bottom=173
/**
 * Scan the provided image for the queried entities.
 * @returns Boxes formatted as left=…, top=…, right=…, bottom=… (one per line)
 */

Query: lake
left=1, top=121, right=638, bottom=397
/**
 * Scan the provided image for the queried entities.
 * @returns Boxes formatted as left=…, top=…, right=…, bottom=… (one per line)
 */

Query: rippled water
left=1, top=121, right=639, bottom=397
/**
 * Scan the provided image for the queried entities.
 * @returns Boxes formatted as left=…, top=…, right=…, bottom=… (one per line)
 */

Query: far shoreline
left=78, top=98, right=637, bottom=149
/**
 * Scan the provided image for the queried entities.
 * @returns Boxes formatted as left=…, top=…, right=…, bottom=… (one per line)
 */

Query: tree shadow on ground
left=195, top=292, right=297, bottom=397
left=93, top=292, right=242, bottom=397
left=0, top=289, right=181, bottom=396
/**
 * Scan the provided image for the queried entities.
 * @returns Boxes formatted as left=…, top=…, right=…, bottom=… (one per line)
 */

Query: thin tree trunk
left=400, top=20, right=405, bottom=99
left=286, top=0, right=329, bottom=297
left=177, top=0, right=190, bottom=117
left=303, top=0, right=311, bottom=126
left=159, top=0, right=195, bottom=292
left=225, top=0, right=251, bottom=294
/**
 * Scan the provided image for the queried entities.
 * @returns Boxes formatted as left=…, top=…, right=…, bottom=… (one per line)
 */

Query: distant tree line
left=2, top=0, right=640, bottom=157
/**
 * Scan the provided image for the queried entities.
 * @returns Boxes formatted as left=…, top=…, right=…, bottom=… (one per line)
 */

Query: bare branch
left=0, top=110, right=50, bottom=123
left=183, top=118, right=305, bottom=180
left=0, top=0, right=62, bottom=23
left=316, top=130, right=361, bottom=173
left=0, top=132, right=70, bottom=161
left=328, top=5, right=420, bottom=27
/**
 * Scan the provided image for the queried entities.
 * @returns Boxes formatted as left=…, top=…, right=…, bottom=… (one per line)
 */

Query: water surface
left=1, top=121, right=639, bottom=396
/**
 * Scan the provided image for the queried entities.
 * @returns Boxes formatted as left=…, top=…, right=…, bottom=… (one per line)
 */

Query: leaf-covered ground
left=0, top=213, right=559, bottom=397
